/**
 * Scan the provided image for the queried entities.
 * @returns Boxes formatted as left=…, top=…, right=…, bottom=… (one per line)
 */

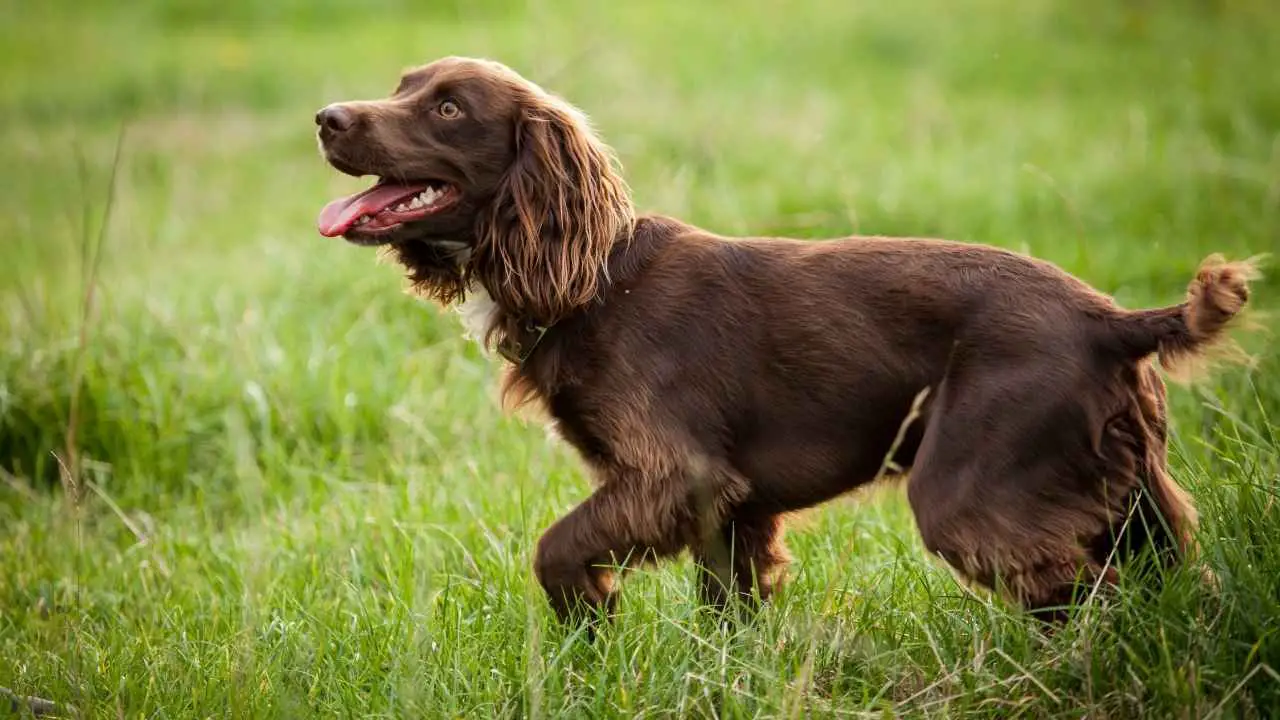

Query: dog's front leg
left=694, top=510, right=790, bottom=612
left=533, top=471, right=710, bottom=626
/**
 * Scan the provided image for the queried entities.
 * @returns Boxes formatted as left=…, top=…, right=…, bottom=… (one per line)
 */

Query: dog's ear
left=473, top=94, right=633, bottom=329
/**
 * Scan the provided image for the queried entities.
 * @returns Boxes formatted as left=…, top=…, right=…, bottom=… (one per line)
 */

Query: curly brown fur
left=314, top=56, right=1260, bottom=626
left=472, top=90, right=634, bottom=328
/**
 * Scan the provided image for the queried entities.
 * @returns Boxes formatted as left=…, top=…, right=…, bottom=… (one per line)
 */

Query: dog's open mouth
left=317, top=179, right=459, bottom=240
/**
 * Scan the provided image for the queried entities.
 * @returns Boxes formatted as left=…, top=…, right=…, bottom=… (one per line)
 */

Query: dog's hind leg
left=905, top=350, right=1134, bottom=621
left=1088, top=363, right=1198, bottom=576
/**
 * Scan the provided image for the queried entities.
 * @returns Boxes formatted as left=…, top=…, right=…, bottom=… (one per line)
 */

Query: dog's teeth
left=409, top=196, right=424, bottom=209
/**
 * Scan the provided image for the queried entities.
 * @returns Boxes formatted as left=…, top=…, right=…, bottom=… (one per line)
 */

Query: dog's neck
left=456, top=220, right=660, bottom=365
left=454, top=283, right=547, bottom=364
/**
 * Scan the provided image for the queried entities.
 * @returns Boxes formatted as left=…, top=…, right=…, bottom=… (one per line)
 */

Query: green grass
left=3, top=0, right=1279, bottom=716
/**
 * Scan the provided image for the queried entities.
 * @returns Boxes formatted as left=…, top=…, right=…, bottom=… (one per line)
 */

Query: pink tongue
left=317, top=182, right=432, bottom=237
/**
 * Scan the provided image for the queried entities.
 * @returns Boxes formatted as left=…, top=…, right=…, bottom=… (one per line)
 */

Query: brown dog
left=315, top=56, right=1257, bottom=623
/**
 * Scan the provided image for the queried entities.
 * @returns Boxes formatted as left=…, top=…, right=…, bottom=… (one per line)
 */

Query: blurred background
left=2, top=0, right=1278, bottom=716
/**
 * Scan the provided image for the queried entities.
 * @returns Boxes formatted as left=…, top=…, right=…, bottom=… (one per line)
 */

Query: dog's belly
left=723, top=362, right=934, bottom=513
left=731, top=413, right=926, bottom=513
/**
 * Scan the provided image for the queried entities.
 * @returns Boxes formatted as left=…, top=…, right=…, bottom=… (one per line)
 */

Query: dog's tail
left=1107, top=254, right=1263, bottom=379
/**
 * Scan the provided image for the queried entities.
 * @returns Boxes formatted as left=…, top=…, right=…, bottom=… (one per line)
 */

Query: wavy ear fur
left=473, top=90, right=634, bottom=334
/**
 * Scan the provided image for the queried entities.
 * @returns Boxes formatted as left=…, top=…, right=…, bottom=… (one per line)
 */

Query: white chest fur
left=455, top=284, right=500, bottom=347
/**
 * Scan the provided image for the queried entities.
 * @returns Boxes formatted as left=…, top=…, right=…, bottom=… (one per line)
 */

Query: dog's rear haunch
left=314, top=56, right=1260, bottom=625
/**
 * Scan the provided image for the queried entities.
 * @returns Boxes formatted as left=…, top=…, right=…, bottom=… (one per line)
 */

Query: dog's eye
left=438, top=99, right=462, bottom=119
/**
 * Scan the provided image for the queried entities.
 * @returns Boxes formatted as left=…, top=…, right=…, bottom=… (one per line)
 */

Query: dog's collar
left=497, top=320, right=549, bottom=365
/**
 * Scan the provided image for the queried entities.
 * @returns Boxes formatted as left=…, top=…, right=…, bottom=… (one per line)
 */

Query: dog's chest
left=454, top=284, right=500, bottom=346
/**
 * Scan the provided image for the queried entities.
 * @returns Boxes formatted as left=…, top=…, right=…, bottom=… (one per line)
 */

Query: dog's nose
left=315, top=104, right=355, bottom=133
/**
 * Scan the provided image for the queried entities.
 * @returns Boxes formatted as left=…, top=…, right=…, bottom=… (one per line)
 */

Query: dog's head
left=315, top=56, right=633, bottom=323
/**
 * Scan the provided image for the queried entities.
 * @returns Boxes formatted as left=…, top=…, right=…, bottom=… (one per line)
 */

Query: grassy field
left=3, top=0, right=1279, bottom=717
